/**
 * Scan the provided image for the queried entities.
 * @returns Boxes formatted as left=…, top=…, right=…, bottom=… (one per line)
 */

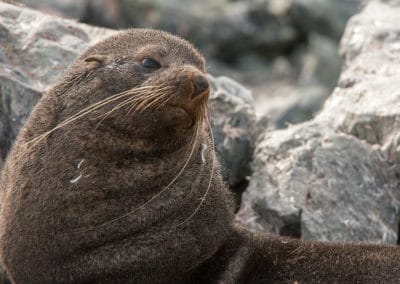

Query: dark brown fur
left=0, top=29, right=400, bottom=283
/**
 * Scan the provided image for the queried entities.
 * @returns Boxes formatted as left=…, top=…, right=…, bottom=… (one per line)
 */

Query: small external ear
left=83, top=54, right=108, bottom=67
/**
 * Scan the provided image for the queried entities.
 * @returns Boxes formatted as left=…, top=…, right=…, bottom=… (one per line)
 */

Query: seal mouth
left=168, top=88, right=210, bottom=128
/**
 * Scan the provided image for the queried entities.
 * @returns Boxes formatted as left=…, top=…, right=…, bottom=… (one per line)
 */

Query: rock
left=17, top=0, right=88, bottom=19
left=298, top=33, right=342, bottom=88
left=81, top=0, right=128, bottom=28
left=116, top=0, right=302, bottom=63
left=0, top=2, right=257, bottom=194
left=209, top=76, right=256, bottom=200
left=251, top=32, right=340, bottom=128
left=238, top=0, right=400, bottom=244
left=0, top=73, right=42, bottom=161
left=255, top=83, right=329, bottom=129
left=290, top=0, right=364, bottom=40
left=239, top=123, right=399, bottom=242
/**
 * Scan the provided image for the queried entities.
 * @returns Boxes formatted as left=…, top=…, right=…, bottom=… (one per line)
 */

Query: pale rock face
left=238, top=0, right=400, bottom=244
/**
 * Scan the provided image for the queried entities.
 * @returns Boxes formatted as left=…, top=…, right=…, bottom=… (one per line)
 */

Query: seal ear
left=83, top=55, right=108, bottom=68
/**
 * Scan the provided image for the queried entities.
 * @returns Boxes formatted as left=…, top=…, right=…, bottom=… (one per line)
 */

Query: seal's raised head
left=39, top=29, right=211, bottom=154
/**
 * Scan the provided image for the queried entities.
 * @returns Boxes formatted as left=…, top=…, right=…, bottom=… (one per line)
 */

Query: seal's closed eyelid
left=84, top=54, right=108, bottom=64
left=135, top=45, right=167, bottom=62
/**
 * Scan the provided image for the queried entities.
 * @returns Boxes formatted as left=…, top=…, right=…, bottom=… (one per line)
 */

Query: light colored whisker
left=97, top=92, right=160, bottom=120
left=126, top=86, right=174, bottom=114
left=94, top=97, right=146, bottom=129
left=96, top=88, right=166, bottom=124
left=126, top=93, right=161, bottom=115
left=157, top=96, right=173, bottom=110
left=24, top=85, right=165, bottom=147
left=172, top=104, right=215, bottom=227
left=141, top=94, right=169, bottom=112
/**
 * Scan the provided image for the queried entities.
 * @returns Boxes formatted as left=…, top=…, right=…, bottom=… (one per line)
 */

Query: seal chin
left=163, top=104, right=194, bottom=129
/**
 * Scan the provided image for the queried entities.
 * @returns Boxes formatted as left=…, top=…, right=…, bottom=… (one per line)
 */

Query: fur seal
left=1, top=28, right=400, bottom=283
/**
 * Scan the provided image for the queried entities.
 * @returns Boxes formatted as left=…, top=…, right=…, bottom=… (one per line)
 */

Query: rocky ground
left=0, top=0, right=399, bottom=251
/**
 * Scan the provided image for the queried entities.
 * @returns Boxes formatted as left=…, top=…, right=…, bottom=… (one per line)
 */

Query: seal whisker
left=126, top=88, right=172, bottom=114
left=156, top=96, right=174, bottom=110
left=24, top=86, right=163, bottom=147
left=172, top=103, right=215, bottom=227
left=126, top=96, right=153, bottom=115
left=140, top=94, right=171, bottom=112
left=94, top=92, right=162, bottom=128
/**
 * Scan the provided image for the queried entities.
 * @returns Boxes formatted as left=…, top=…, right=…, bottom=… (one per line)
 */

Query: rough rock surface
left=209, top=76, right=256, bottom=204
left=238, top=0, right=400, bottom=244
left=0, top=2, right=256, bottom=194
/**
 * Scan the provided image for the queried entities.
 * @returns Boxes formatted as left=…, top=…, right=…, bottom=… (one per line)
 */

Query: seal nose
left=192, top=74, right=210, bottom=98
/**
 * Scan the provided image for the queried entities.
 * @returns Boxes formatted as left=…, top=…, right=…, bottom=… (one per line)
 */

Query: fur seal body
left=0, top=29, right=234, bottom=283
left=1, top=29, right=400, bottom=283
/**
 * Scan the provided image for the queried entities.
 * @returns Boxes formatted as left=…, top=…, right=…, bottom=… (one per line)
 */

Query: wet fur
left=1, top=29, right=400, bottom=283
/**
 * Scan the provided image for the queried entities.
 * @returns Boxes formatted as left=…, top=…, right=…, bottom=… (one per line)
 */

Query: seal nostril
left=192, top=74, right=210, bottom=98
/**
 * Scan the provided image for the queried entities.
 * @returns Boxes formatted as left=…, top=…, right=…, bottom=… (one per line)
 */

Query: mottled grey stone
left=290, top=0, right=364, bottom=40
left=0, top=71, right=42, bottom=158
left=209, top=76, right=256, bottom=191
left=238, top=0, right=400, bottom=244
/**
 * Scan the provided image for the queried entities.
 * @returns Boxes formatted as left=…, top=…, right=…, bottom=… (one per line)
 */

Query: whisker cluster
left=24, top=85, right=174, bottom=147
left=172, top=106, right=216, bottom=227
left=32, top=82, right=213, bottom=234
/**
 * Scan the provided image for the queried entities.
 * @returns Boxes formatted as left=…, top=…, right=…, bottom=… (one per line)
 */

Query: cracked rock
left=237, top=0, right=400, bottom=244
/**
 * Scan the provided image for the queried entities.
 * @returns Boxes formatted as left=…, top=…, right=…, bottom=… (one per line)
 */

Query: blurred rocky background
left=237, top=0, right=400, bottom=244
left=1, top=0, right=399, bottom=250
left=16, top=0, right=364, bottom=127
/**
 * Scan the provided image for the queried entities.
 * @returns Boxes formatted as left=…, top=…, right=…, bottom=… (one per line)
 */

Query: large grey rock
left=239, top=123, right=399, bottom=242
left=16, top=0, right=87, bottom=19
left=290, top=0, right=365, bottom=40
left=0, top=74, right=41, bottom=160
left=238, top=0, right=400, bottom=244
left=252, top=32, right=340, bottom=128
left=255, top=84, right=329, bottom=129
left=210, top=76, right=256, bottom=193
left=0, top=2, right=256, bottom=193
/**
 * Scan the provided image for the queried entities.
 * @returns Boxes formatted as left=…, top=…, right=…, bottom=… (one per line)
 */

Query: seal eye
left=141, top=57, right=161, bottom=69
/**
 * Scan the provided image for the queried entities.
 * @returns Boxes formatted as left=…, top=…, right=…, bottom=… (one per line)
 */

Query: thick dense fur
left=0, top=29, right=399, bottom=283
